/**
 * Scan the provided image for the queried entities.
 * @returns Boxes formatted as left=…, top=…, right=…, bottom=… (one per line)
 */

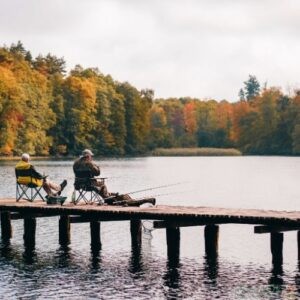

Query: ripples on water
left=0, top=157, right=300, bottom=299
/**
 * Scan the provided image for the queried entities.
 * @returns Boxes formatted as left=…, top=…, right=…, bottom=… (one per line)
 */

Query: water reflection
left=55, top=245, right=72, bottom=268
left=164, top=259, right=181, bottom=298
left=295, top=264, right=300, bottom=296
left=204, top=254, right=218, bottom=282
left=164, top=230, right=181, bottom=299
left=23, top=247, right=37, bottom=265
left=129, top=244, right=143, bottom=274
left=90, top=248, right=102, bottom=271
left=0, top=241, right=13, bottom=260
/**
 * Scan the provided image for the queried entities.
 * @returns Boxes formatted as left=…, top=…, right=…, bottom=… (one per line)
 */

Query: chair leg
left=74, top=190, right=85, bottom=205
left=16, top=184, right=31, bottom=202
left=16, top=184, right=44, bottom=202
left=31, top=187, right=44, bottom=202
left=16, top=184, right=22, bottom=202
left=73, top=189, right=103, bottom=205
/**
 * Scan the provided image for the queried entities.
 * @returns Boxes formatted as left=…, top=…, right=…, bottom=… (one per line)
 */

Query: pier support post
left=59, top=215, right=70, bottom=246
left=1, top=211, right=12, bottom=242
left=298, top=231, right=300, bottom=262
left=271, top=232, right=283, bottom=265
left=130, top=220, right=142, bottom=248
left=204, top=225, right=219, bottom=258
left=90, top=221, right=101, bottom=250
left=23, top=218, right=36, bottom=249
left=166, top=227, right=180, bottom=264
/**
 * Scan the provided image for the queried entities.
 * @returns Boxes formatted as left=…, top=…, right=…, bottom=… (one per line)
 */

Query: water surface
left=0, top=157, right=300, bottom=299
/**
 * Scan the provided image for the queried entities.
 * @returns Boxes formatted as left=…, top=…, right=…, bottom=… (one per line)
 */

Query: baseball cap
left=82, top=149, right=94, bottom=157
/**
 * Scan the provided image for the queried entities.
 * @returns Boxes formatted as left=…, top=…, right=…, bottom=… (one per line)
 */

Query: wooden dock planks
left=0, top=198, right=299, bottom=226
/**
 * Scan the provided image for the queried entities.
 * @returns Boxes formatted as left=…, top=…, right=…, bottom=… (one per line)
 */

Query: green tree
left=9, top=41, right=27, bottom=57
left=243, top=75, right=260, bottom=101
left=238, top=88, right=245, bottom=101
left=291, top=91, right=300, bottom=154
left=33, top=54, right=66, bottom=76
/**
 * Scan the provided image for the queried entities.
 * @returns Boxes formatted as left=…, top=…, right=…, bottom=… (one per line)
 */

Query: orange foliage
left=231, top=101, right=251, bottom=142
left=183, top=102, right=197, bottom=134
left=216, top=101, right=233, bottom=129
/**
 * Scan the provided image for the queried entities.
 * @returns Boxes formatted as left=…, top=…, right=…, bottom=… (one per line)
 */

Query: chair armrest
left=94, top=177, right=107, bottom=183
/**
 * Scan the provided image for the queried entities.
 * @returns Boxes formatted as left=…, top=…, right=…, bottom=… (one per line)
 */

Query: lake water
left=0, top=156, right=300, bottom=299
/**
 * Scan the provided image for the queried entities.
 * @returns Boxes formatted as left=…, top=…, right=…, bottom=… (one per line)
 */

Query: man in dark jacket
left=73, top=149, right=110, bottom=198
left=73, top=149, right=156, bottom=206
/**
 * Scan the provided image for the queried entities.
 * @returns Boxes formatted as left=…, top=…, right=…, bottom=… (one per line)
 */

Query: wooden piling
left=271, top=232, right=283, bottom=265
left=204, top=225, right=219, bottom=258
left=298, top=231, right=300, bottom=262
left=1, top=211, right=12, bottom=242
left=23, top=218, right=36, bottom=249
left=130, top=220, right=142, bottom=248
left=59, top=215, right=70, bottom=246
left=166, top=227, right=180, bottom=263
left=90, top=221, right=101, bottom=250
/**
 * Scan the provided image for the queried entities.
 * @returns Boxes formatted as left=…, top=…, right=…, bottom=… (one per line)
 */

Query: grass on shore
left=152, top=147, right=242, bottom=156
left=0, top=147, right=242, bottom=160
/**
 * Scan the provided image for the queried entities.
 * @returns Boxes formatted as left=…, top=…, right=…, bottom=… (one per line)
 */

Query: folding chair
left=15, top=169, right=46, bottom=202
left=73, top=170, right=105, bottom=205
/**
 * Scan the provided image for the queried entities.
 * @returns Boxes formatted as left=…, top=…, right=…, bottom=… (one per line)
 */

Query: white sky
left=0, top=0, right=300, bottom=101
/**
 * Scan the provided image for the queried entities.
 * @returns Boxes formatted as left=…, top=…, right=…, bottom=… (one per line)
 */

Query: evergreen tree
left=238, top=88, right=245, bottom=101
left=33, top=54, right=66, bottom=76
left=9, top=41, right=27, bottom=57
left=243, top=75, right=260, bottom=101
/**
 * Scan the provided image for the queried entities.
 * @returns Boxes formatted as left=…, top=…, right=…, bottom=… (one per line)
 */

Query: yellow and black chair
left=73, top=170, right=104, bottom=205
left=15, top=169, right=46, bottom=202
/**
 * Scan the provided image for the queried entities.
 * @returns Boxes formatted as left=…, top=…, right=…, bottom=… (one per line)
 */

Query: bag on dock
left=46, top=195, right=67, bottom=205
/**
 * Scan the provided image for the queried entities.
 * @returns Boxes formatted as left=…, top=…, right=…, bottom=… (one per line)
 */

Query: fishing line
left=133, top=189, right=195, bottom=200
left=124, top=181, right=189, bottom=196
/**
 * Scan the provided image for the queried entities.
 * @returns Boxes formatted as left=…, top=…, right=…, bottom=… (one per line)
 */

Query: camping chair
left=15, top=169, right=46, bottom=202
left=73, top=170, right=105, bottom=205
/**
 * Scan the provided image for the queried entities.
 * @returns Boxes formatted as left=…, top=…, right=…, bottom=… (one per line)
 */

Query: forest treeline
left=0, top=42, right=300, bottom=156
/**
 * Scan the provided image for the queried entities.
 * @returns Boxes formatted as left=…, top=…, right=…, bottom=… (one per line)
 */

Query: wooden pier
left=1, top=198, right=300, bottom=267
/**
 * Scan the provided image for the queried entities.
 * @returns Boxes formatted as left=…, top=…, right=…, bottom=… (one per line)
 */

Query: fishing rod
left=102, top=181, right=188, bottom=201
left=133, top=189, right=194, bottom=200
left=124, top=181, right=188, bottom=196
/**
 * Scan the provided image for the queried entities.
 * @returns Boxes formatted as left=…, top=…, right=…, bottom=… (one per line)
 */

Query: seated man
left=15, top=153, right=67, bottom=197
left=73, top=149, right=156, bottom=206
left=73, top=149, right=112, bottom=199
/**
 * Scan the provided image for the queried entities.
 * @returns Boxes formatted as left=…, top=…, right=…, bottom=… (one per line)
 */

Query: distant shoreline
left=0, top=147, right=242, bottom=160
left=3, top=148, right=300, bottom=160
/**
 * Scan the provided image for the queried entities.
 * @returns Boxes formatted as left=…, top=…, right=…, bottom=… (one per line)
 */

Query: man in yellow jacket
left=15, top=153, right=67, bottom=196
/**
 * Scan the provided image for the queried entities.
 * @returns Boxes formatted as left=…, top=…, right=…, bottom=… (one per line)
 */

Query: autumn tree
left=62, top=74, right=98, bottom=153
left=116, top=82, right=152, bottom=154
left=0, top=46, right=55, bottom=155
left=1, top=42, right=300, bottom=156
left=149, top=103, right=171, bottom=148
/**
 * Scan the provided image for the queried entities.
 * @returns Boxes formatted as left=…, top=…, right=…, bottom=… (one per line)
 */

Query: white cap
left=82, top=149, right=94, bottom=157
left=21, top=153, right=30, bottom=161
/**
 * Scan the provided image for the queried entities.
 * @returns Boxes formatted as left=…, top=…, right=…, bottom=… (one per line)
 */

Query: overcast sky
left=1, top=0, right=299, bottom=101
